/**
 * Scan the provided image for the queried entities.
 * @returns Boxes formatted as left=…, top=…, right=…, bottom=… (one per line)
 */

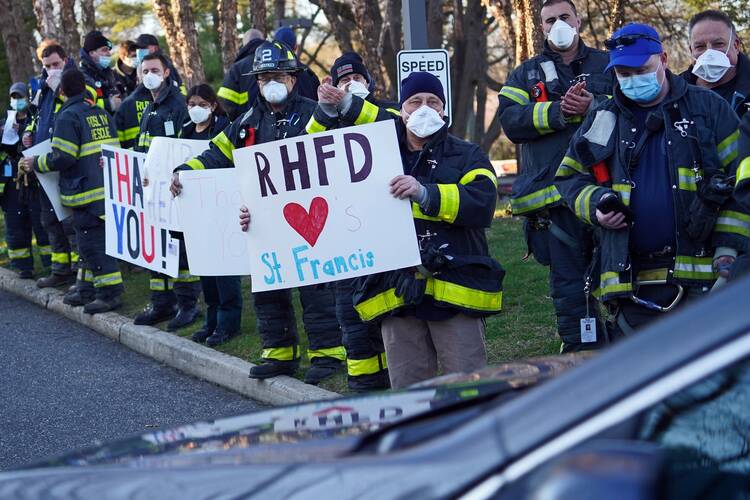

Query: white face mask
left=347, top=80, right=370, bottom=99
left=262, top=81, right=289, bottom=104
left=692, top=31, right=733, bottom=84
left=188, top=105, right=211, bottom=125
left=143, top=72, right=164, bottom=90
left=46, top=69, right=63, bottom=91
left=547, top=19, right=577, bottom=50
left=405, top=105, right=445, bottom=138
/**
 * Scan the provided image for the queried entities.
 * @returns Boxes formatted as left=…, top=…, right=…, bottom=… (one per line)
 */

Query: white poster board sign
left=178, top=168, right=252, bottom=276
left=143, top=137, right=210, bottom=232
left=2, top=111, right=19, bottom=145
left=102, top=145, right=179, bottom=277
left=22, top=139, right=73, bottom=221
left=234, top=120, right=420, bottom=292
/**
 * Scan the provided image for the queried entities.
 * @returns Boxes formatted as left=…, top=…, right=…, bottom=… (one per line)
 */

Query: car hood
left=10, top=355, right=589, bottom=472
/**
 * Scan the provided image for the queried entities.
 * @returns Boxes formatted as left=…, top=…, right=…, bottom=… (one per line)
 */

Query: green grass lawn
left=0, top=210, right=559, bottom=394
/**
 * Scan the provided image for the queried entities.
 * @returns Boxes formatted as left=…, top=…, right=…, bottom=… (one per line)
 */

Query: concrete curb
left=0, top=267, right=340, bottom=406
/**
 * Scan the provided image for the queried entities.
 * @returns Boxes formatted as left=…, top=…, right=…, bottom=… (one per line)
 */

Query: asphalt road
left=0, top=290, right=264, bottom=470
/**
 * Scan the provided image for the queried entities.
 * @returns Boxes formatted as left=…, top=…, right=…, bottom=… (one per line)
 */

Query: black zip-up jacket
left=115, top=84, right=152, bottom=149
left=79, top=50, right=121, bottom=115
left=217, top=39, right=265, bottom=120
left=181, top=114, right=230, bottom=140
left=113, top=59, right=138, bottom=98
left=135, top=84, right=187, bottom=152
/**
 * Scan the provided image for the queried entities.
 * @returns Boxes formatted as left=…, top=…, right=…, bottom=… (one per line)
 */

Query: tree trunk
left=33, top=0, right=59, bottom=40
left=59, top=0, right=81, bottom=57
left=472, top=23, right=488, bottom=145
left=274, top=0, right=285, bottom=24
left=349, top=0, right=387, bottom=96
left=0, top=0, right=36, bottom=81
left=79, top=0, right=96, bottom=34
left=249, top=0, right=267, bottom=33
left=218, top=0, right=239, bottom=72
left=314, top=0, right=354, bottom=53
left=608, top=0, right=625, bottom=34
left=152, top=0, right=184, bottom=74
left=377, top=0, right=400, bottom=98
left=450, top=0, right=484, bottom=138
left=426, top=0, right=443, bottom=48
left=170, top=0, right=206, bottom=87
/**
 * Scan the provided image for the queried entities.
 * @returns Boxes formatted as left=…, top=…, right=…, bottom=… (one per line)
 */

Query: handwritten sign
left=234, top=120, right=420, bottom=292
left=143, top=137, right=210, bottom=231
left=178, top=168, right=252, bottom=275
left=22, top=139, right=73, bottom=221
left=102, top=145, right=179, bottom=276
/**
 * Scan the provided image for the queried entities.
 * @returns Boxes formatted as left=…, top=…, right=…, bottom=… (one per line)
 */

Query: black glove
left=391, top=270, right=427, bottom=305
left=597, top=194, right=634, bottom=223
left=421, top=243, right=454, bottom=272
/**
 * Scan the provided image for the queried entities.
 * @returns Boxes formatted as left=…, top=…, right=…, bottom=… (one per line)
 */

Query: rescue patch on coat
left=540, top=61, right=559, bottom=82
left=583, top=110, right=616, bottom=147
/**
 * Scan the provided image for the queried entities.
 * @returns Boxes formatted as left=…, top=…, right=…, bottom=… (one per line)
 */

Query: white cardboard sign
left=143, top=137, right=210, bottom=232
left=102, top=145, right=179, bottom=276
left=234, top=120, right=420, bottom=292
left=178, top=168, right=252, bottom=276
left=22, top=139, right=73, bottom=221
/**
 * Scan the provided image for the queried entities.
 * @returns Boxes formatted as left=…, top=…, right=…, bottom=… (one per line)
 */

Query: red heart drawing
left=283, top=197, right=329, bottom=247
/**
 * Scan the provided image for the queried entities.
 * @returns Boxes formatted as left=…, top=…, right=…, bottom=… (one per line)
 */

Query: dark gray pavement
left=0, top=290, right=264, bottom=470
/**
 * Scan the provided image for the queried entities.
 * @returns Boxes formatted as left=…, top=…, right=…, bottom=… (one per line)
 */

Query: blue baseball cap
left=605, top=23, right=663, bottom=70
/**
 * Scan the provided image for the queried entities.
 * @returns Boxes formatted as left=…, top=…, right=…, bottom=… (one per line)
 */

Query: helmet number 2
left=261, top=49, right=273, bottom=62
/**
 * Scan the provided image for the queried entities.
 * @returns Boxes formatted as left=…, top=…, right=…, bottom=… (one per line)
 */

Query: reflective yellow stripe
left=37, top=154, right=50, bottom=173
left=717, top=129, right=739, bottom=167
left=355, top=277, right=503, bottom=321
left=173, top=269, right=200, bottom=283
left=436, top=184, right=460, bottom=223
left=677, top=167, right=698, bottom=192
left=597, top=271, right=632, bottom=297
left=637, top=268, right=669, bottom=282
left=38, top=245, right=52, bottom=256
left=459, top=168, right=498, bottom=188
left=354, top=100, right=379, bottom=125
left=138, top=134, right=153, bottom=149
left=386, top=108, right=401, bottom=116
left=532, top=102, right=553, bottom=135
left=211, top=131, right=234, bottom=161
left=149, top=278, right=172, bottom=291
left=217, top=86, right=248, bottom=105
left=78, top=268, right=94, bottom=282
left=347, top=352, right=387, bottom=376
left=52, top=136, right=80, bottom=157
left=715, top=210, right=750, bottom=238
left=60, top=187, right=105, bottom=207
left=79, top=138, right=119, bottom=157
left=71, top=252, right=79, bottom=263
left=411, top=202, right=442, bottom=222
left=499, top=86, right=531, bottom=106
left=308, top=346, right=347, bottom=361
left=738, top=157, right=750, bottom=183
left=612, top=183, right=631, bottom=205
left=185, top=158, right=205, bottom=170
left=51, top=252, right=71, bottom=264
left=574, top=185, right=599, bottom=223
left=305, top=116, right=328, bottom=134
left=94, top=272, right=123, bottom=288
left=261, top=346, right=299, bottom=361
left=673, top=255, right=716, bottom=280
left=511, top=185, right=562, bottom=215
left=8, top=248, right=31, bottom=259
left=556, top=156, right=587, bottom=178
left=118, top=126, right=140, bottom=142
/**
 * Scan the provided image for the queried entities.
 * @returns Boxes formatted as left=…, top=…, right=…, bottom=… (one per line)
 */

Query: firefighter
left=302, top=51, right=399, bottom=390
left=273, top=26, right=320, bottom=102
left=172, top=41, right=342, bottom=381
left=113, top=40, right=138, bottom=99
left=132, top=53, right=200, bottom=331
left=79, top=30, right=121, bottom=114
left=115, top=65, right=152, bottom=150
left=343, top=72, right=504, bottom=389
left=498, top=0, right=614, bottom=352
left=20, top=69, right=123, bottom=313
left=217, top=32, right=266, bottom=121
left=24, top=43, right=79, bottom=289
left=134, top=34, right=185, bottom=95
left=681, top=10, right=750, bottom=118
left=1, top=82, right=50, bottom=278
left=554, top=23, right=746, bottom=335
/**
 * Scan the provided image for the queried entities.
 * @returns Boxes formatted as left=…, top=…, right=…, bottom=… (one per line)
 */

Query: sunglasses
left=604, top=35, right=661, bottom=50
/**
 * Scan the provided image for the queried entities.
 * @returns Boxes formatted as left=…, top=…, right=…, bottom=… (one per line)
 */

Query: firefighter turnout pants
left=149, top=237, right=200, bottom=311
left=1, top=183, right=50, bottom=271
left=72, top=210, right=123, bottom=300
left=39, top=190, right=77, bottom=276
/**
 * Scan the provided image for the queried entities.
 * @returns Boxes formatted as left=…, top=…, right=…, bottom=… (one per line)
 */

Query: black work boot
left=191, top=327, right=214, bottom=343
left=304, top=357, right=343, bottom=385
left=133, top=304, right=177, bottom=326
left=36, top=273, right=75, bottom=288
left=205, top=330, right=241, bottom=347
left=63, top=290, right=95, bottom=307
left=84, top=296, right=123, bottom=314
left=167, top=305, right=201, bottom=331
left=17, top=270, right=34, bottom=279
left=248, top=360, right=298, bottom=379
left=348, top=370, right=391, bottom=393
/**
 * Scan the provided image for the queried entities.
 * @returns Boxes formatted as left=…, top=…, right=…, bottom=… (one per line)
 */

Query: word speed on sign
left=397, top=49, right=452, bottom=126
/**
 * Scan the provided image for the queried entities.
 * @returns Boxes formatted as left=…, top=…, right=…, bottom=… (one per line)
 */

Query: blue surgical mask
left=136, top=48, right=150, bottom=64
left=98, top=55, right=112, bottom=69
left=618, top=63, right=664, bottom=103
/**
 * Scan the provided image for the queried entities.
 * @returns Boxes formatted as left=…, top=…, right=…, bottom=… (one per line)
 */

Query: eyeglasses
left=604, top=34, right=661, bottom=50
left=257, top=74, right=292, bottom=84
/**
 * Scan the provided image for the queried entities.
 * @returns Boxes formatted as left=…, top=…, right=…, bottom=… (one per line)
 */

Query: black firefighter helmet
left=251, top=41, right=299, bottom=75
